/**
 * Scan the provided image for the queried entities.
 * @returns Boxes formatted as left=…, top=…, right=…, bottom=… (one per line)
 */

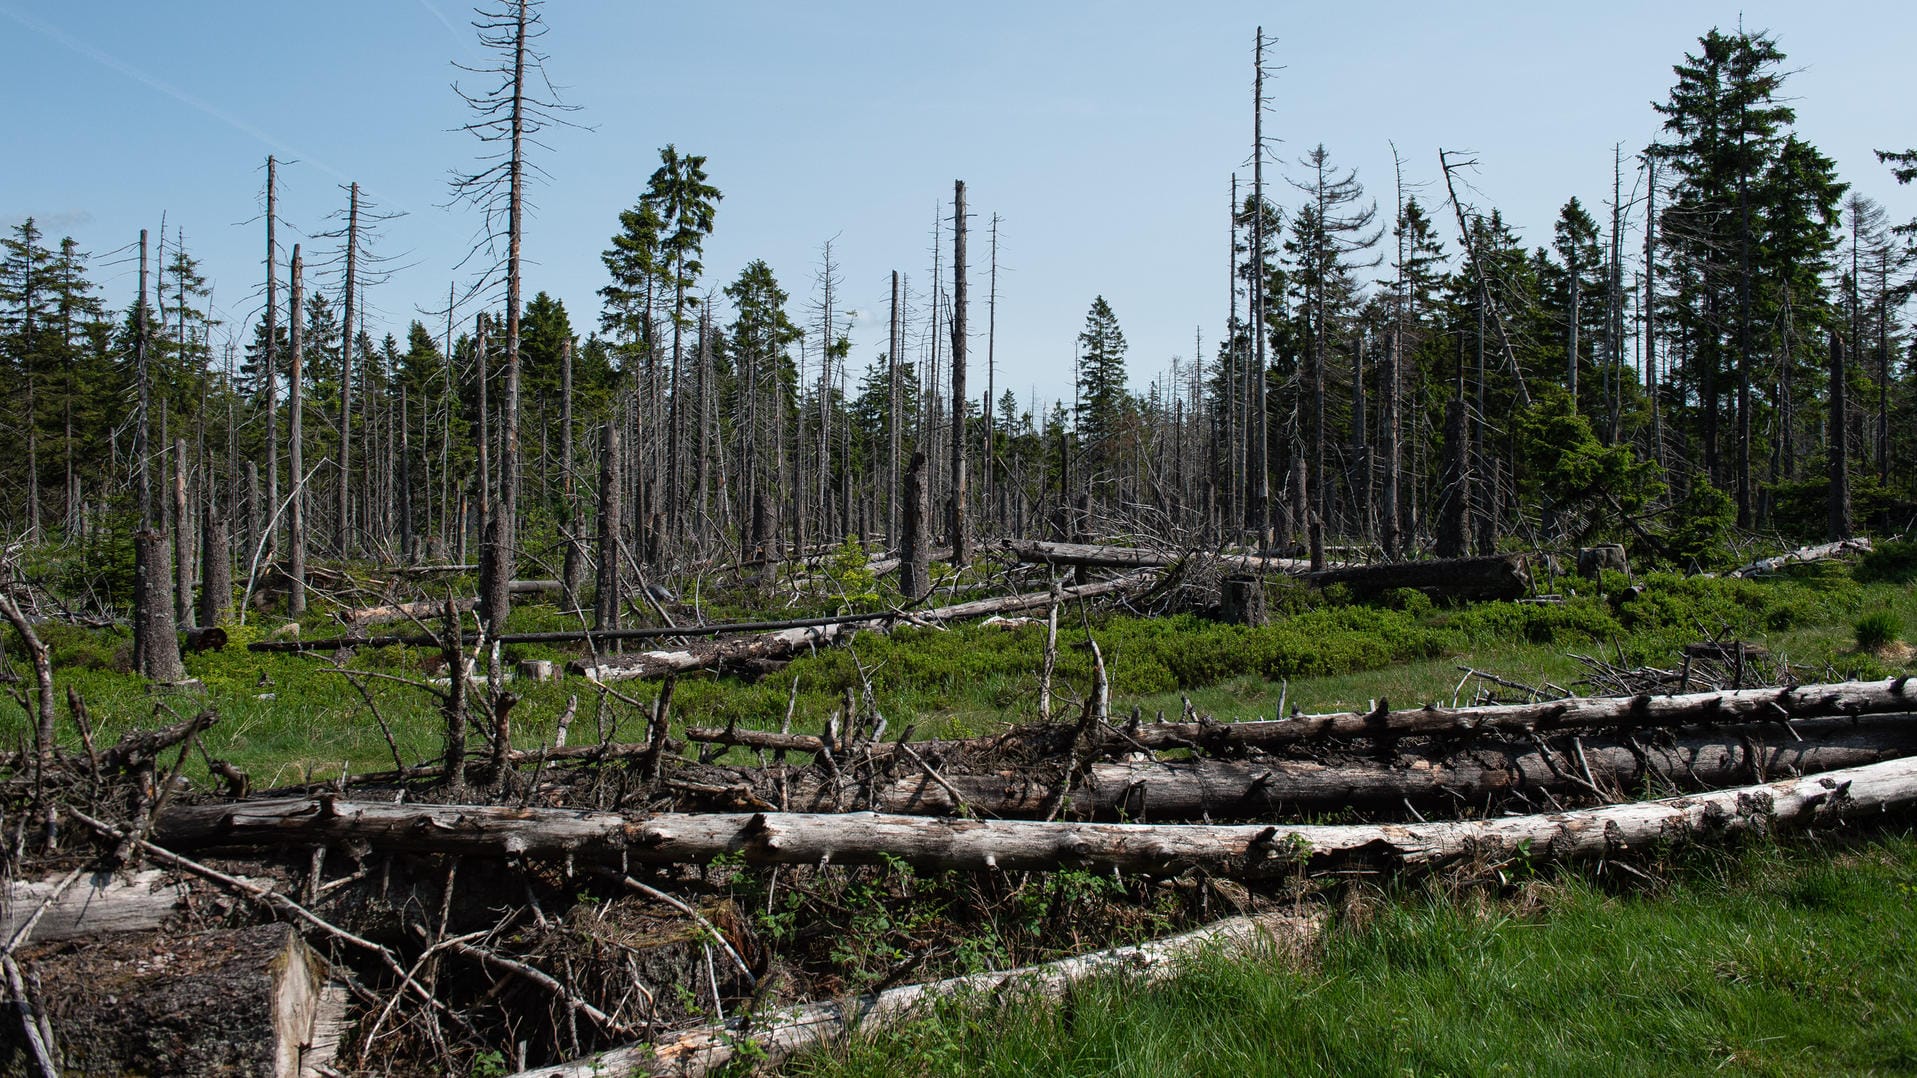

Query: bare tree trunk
left=197, top=508, right=231, bottom=627
left=263, top=157, right=280, bottom=548
left=171, top=437, right=193, bottom=626
left=338, top=181, right=359, bottom=556
left=949, top=181, right=970, bottom=567
left=560, top=338, right=586, bottom=607
left=131, top=231, right=185, bottom=682
left=887, top=270, right=901, bottom=541
left=1829, top=331, right=1852, bottom=540
left=1436, top=398, right=1470, bottom=558
left=594, top=412, right=623, bottom=642
left=900, top=451, right=929, bottom=600
left=286, top=246, right=307, bottom=618
left=1247, top=29, right=1271, bottom=549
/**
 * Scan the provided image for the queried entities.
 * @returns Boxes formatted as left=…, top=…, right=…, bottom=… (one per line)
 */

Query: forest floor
left=3, top=545, right=1916, bottom=1074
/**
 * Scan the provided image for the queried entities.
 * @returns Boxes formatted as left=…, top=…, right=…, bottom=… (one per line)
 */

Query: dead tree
left=593, top=412, right=623, bottom=642
left=1829, top=330, right=1852, bottom=540
left=950, top=180, right=970, bottom=566
left=197, top=508, right=231, bottom=627
left=132, top=230, right=185, bottom=682
left=286, top=245, right=308, bottom=618
left=453, top=0, right=573, bottom=638
left=337, top=181, right=360, bottom=555
left=262, top=155, right=281, bottom=549
left=900, top=450, right=930, bottom=600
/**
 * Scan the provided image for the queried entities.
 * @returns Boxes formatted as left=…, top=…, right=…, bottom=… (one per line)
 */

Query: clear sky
left=5, top=1, right=1913, bottom=410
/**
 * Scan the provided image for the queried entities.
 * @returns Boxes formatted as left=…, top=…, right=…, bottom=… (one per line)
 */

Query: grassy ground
left=782, top=829, right=1917, bottom=1077
left=3, top=558, right=1915, bottom=785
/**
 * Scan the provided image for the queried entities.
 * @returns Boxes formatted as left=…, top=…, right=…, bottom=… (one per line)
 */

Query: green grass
left=785, top=831, right=1917, bottom=1077
left=3, top=561, right=1915, bottom=784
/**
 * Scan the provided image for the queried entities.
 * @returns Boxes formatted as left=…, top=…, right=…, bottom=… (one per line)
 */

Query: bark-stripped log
left=687, top=678, right=1917, bottom=759
left=685, top=718, right=1917, bottom=819
left=1001, top=539, right=1312, bottom=575
left=0, top=869, right=261, bottom=944
left=571, top=571, right=1156, bottom=682
left=1730, top=537, right=1872, bottom=578
left=152, top=752, right=1917, bottom=879
left=505, top=911, right=1322, bottom=1078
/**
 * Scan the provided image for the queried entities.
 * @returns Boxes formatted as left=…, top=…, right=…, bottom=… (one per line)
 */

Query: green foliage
left=823, top=536, right=879, bottom=607
left=1515, top=386, right=1663, bottom=539
left=1857, top=539, right=1917, bottom=585
left=787, top=833, right=1917, bottom=1077
left=1855, top=611, right=1901, bottom=652
left=1662, top=481, right=1737, bottom=569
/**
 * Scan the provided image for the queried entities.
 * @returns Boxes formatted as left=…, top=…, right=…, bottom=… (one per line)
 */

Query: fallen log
left=506, top=910, right=1322, bottom=1078
left=1002, top=539, right=1313, bottom=575
left=572, top=571, right=1157, bottom=682
left=691, top=718, right=1917, bottom=819
left=151, top=751, right=1917, bottom=879
left=1730, top=537, right=1872, bottom=578
left=0, top=869, right=258, bottom=944
left=343, top=596, right=474, bottom=626
left=686, top=677, right=1917, bottom=760
left=1302, top=552, right=1531, bottom=600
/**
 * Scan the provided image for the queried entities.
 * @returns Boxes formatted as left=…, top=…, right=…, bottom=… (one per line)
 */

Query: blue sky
left=5, top=1, right=1913, bottom=410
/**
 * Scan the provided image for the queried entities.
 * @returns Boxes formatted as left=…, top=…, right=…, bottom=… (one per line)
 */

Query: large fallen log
left=686, top=677, right=1917, bottom=760
left=1001, top=539, right=1314, bottom=575
left=506, top=910, right=1322, bottom=1078
left=1730, top=537, right=1872, bottom=578
left=151, top=751, right=1917, bottom=879
left=0, top=868, right=260, bottom=944
left=572, top=571, right=1157, bottom=682
left=1303, top=552, right=1531, bottom=600
left=695, top=718, right=1917, bottom=819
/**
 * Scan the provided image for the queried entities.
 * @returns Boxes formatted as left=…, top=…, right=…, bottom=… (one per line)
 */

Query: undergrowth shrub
left=1855, top=611, right=1901, bottom=652
left=1857, top=539, right=1917, bottom=585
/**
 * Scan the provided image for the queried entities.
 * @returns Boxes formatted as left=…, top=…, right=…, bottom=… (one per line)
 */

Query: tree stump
left=1577, top=544, right=1629, bottom=580
left=1220, top=575, right=1268, bottom=627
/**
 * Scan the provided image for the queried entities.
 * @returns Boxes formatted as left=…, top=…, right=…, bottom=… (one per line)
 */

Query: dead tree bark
left=153, top=752, right=1917, bottom=879
left=286, top=245, right=308, bottom=618
left=950, top=180, right=970, bottom=567
left=197, top=507, right=231, bottom=627
left=714, top=718, right=1917, bottom=819
left=172, top=436, right=193, bottom=626
left=1829, top=330, right=1852, bottom=540
left=133, top=230, right=186, bottom=682
left=900, top=450, right=930, bottom=600
left=263, top=156, right=281, bottom=549
left=594, top=413, right=623, bottom=642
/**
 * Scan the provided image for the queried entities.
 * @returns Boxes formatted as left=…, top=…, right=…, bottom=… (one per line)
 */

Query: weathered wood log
left=572, top=572, right=1156, bottom=682
left=1303, top=552, right=1530, bottom=600
left=505, top=911, right=1323, bottom=1078
left=18, top=923, right=337, bottom=1078
left=1002, top=539, right=1313, bottom=575
left=690, top=718, right=1917, bottom=819
left=1730, top=537, right=1872, bottom=578
left=686, top=678, right=1917, bottom=760
left=0, top=869, right=257, bottom=944
left=343, top=596, right=475, bottom=626
left=150, top=751, right=1917, bottom=879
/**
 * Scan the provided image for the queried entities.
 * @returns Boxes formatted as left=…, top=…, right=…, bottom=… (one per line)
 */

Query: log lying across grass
left=1730, top=537, right=1873, bottom=578
left=571, top=571, right=1157, bottom=682
left=152, top=751, right=1917, bottom=880
left=506, top=910, right=1323, bottom=1078
left=1001, top=539, right=1314, bottom=575
left=708, top=717, right=1917, bottom=819
left=686, top=677, right=1917, bottom=760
